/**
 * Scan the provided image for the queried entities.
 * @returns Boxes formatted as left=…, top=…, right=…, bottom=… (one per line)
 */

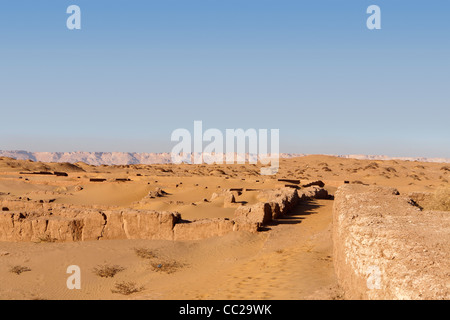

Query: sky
left=0, top=0, right=449, bottom=157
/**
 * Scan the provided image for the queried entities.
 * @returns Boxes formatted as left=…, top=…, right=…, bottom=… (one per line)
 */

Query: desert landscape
left=0, top=154, right=448, bottom=300
left=2, top=0, right=449, bottom=306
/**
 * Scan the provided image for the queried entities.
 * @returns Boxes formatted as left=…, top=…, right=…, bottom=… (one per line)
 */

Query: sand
left=0, top=155, right=447, bottom=299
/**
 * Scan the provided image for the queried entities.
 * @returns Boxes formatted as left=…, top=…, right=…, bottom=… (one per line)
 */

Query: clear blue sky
left=1, top=1, right=449, bottom=157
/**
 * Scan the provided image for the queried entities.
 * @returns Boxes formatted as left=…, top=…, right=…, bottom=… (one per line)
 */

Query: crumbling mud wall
left=333, top=185, right=450, bottom=299
left=173, top=219, right=235, bottom=241
left=0, top=208, right=180, bottom=242
left=0, top=186, right=329, bottom=242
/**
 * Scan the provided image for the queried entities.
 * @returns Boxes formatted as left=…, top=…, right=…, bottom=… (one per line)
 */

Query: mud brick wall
left=333, top=184, right=449, bottom=299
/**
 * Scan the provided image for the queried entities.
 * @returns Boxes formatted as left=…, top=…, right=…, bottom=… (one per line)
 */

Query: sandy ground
left=0, top=155, right=447, bottom=299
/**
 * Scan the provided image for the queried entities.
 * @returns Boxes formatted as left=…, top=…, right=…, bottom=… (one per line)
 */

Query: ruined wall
left=333, top=184, right=450, bottom=300
left=0, top=186, right=328, bottom=242
left=0, top=209, right=180, bottom=242
left=173, top=219, right=235, bottom=241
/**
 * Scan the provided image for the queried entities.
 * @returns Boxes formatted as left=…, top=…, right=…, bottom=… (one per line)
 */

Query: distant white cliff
left=0, top=150, right=448, bottom=165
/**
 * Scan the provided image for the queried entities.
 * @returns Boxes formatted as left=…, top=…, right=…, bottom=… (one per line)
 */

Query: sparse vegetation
left=134, top=248, right=184, bottom=273
left=93, top=264, right=125, bottom=278
left=10, top=265, right=31, bottom=275
left=149, top=259, right=184, bottom=274
left=111, top=281, right=144, bottom=295
left=134, top=247, right=157, bottom=259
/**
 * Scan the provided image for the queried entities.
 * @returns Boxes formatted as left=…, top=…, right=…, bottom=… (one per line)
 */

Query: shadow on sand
left=259, top=199, right=332, bottom=231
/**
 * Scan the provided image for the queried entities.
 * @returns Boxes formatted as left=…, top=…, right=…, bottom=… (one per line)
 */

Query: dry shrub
left=111, top=281, right=144, bottom=295
left=150, top=259, right=184, bottom=274
left=134, top=248, right=185, bottom=274
left=10, top=265, right=31, bottom=275
left=93, top=264, right=125, bottom=278
left=134, top=247, right=157, bottom=260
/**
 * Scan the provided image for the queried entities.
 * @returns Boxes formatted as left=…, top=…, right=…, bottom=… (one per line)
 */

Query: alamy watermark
left=66, top=5, right=81, bottom=30
left=367, top=5, right=381, bottom=30
left=65, top=5, right=381, bottom=31
left=66, top=265, right=81, bottom=290
left=170, top=121, right=280, bottom=175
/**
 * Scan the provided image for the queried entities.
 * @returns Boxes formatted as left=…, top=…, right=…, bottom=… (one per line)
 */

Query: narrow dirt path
left=165, top=198, right=342, bottom=300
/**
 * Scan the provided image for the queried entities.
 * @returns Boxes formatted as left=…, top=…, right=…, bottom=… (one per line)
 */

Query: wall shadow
left=263, top=200, right=324, bottom=229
